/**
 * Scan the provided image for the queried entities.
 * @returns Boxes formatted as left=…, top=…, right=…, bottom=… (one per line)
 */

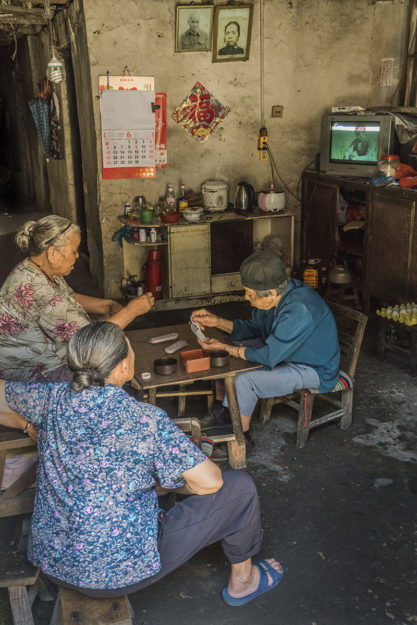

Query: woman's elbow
left=193, top=475, right=224, bottom=495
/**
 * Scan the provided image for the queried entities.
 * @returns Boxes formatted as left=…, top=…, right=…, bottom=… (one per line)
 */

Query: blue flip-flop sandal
left=222, top=560, right=284, bottom=607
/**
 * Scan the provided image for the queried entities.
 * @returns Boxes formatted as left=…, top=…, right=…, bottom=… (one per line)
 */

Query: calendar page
left=100, top=90, right=156, bottom=179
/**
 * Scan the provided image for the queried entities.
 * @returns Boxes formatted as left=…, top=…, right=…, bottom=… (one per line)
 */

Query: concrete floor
left=0, top=201, right=416, bottom=625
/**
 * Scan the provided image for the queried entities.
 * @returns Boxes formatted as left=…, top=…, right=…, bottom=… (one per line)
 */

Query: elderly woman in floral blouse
left=0, top=215, right=154, bottom=381
left=0, top=321, right=283, bottom=605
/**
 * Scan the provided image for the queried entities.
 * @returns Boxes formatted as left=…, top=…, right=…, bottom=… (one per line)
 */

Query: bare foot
left=227, top=558, right=282, bottom=599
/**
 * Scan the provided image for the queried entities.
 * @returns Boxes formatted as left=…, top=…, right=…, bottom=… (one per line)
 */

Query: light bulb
left=47, top=54, right=65, bottom=83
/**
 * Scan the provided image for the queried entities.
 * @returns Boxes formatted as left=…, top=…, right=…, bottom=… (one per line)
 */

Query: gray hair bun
left=15, top=221, right=36, bottom=253
left=71, top=367, right=105, bottom=393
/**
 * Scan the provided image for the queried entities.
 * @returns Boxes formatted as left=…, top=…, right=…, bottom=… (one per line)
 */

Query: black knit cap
left=240, top=250, right=287, bottom=291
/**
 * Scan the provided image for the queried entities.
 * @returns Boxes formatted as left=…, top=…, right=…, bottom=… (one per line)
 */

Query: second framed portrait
left=212, top=4, right=253, bottom=62
left=175, top=5, right=214, bottom=52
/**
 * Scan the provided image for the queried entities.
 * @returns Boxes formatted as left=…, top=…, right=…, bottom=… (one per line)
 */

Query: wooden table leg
left=147, top=388, right=157, bottom=405
left=224, top=376, right=246, bottom=470
left=177, top=385, right=186, bottom=416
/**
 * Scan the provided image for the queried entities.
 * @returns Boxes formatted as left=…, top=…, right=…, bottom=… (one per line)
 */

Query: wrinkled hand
left=108, top=300, right=124, bottom=315
left=132, top=292, right=155, bottom=316
left=197, top=337, right=226, bottom=352
left=191, top=308, right=219, bottom=329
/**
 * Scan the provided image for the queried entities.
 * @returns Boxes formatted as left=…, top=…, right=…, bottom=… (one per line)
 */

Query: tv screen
left=330, top=121, right=380, bottom=165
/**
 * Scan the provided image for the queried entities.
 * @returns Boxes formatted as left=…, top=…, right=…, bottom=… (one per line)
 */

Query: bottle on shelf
left=124, top=202, right=132, bottom=216
left=178, top=184, right=188, bottom=212
left=165, top=183, right=176, bottom=212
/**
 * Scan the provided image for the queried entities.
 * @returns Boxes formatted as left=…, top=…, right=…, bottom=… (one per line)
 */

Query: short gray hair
left=255, top=279, right=288, bottom=298
left=67, top=321, right=129, bottom=392
left=16, top=215, right=80, bottom=256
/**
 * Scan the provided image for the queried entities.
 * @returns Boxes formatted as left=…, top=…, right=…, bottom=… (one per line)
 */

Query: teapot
left=234, top=181, right=254, bottom=214
left=328, top=262, right=353, bottom=284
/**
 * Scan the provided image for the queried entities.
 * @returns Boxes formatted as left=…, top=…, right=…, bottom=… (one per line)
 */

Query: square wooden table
left=126, top=323, right=261, bottom=469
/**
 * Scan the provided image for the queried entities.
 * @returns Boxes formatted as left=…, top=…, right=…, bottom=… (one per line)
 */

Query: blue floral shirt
left=5, top=382, right=205, bottom=590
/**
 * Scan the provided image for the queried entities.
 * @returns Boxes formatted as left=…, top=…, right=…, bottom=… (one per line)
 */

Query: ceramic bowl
left=154, top=357, right=177, bottom=376
left=182, top=207, right=204, bottom=222
left=160, top=212, right=181, bottom=224
left=210, top=350, right=230, bottom=368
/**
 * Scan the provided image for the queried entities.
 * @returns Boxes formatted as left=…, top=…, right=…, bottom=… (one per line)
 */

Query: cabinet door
left=168, top=224, right=211, bottom=297
left=303, top=177, right=338, bottom=263
left=364, top=194, right=415, bottom=303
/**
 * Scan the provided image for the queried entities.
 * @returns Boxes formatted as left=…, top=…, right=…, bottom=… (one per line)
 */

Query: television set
left=319, top=113, right=396, bottom=178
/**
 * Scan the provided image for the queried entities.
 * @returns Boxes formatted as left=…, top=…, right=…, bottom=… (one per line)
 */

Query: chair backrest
left=328, top=302, right=368, bottom=379
left=0, top=428, right=37, bottom=518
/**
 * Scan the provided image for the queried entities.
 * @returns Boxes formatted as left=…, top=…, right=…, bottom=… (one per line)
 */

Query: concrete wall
left=82, top=0, right=408, bottom=297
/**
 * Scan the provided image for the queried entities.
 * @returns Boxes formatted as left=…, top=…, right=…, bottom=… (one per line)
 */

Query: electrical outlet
left=271, top=105, right=283, bottom=118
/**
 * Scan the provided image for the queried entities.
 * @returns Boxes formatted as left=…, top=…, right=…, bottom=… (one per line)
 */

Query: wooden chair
left=0, top=427, right=37, bottom=518
left=0, top=550, right=54, bottom=625
left=259, top=302, right=368, bottom=447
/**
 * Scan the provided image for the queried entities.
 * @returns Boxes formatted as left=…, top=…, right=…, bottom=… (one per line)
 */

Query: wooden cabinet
left=302, top=172, right=417, bottom=309
left=168, top=224, right=211, bottom=297
left=122, top=209, right=294, bottom=309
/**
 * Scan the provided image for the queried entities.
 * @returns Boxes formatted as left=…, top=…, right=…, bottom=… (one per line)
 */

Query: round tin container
left=154, top=357, right=177, bottom=376
left=210, top=350, right=230, bottom=368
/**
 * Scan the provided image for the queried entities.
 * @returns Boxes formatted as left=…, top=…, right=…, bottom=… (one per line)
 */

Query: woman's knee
left=222, top=469, right=257, bottom=496
left=235, top=371, right=256, bottom=397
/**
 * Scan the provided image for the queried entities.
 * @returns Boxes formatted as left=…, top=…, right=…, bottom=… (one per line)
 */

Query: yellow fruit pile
left=376, top=303, right=417, bottom=325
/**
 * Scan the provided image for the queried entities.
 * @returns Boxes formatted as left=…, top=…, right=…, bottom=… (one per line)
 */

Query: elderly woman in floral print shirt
left=0, top=321, right=283, bottom=605
left=0, top=215, right=154, bottom=382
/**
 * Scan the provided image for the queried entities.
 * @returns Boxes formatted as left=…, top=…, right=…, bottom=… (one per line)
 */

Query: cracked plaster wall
left=82, top=0, right=408, bottom=297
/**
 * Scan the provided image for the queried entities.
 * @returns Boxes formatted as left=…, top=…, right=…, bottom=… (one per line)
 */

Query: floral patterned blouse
left=5, top=381, right=205, bottom=590
left=0, top=259, right=90, bottom=381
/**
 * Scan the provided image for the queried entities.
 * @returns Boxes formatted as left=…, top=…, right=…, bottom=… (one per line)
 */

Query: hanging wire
left=259, top=0, right=265, bottom=128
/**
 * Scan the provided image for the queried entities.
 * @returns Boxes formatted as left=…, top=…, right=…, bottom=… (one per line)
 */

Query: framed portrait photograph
left=175, top=5, right=214, bottom=52
left=212, top=4, right=253, bottom=63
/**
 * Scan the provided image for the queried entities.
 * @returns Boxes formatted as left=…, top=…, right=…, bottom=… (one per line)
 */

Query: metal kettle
left=234, top=181, right=255, bottom=214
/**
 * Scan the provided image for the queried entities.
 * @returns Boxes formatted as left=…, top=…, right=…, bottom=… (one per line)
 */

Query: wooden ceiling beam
left=0, top=6, right=55, bottom=25
left=18, top=1, right=69, bottom=5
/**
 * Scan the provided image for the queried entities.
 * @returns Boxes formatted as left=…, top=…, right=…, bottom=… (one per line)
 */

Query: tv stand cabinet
left=302, top=171, right=417, bottom=311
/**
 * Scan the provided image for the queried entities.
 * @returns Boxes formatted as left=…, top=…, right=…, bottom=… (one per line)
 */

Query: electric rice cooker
left=258, top=187, right=286, bottom=212
left=201, top=179, right=229, bottom=212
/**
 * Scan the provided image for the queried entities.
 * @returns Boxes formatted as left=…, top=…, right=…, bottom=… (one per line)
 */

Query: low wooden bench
left=50, top=588, right=133, bottom=625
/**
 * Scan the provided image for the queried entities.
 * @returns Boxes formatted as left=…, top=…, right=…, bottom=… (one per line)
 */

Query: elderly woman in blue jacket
left=192, top=251, right=340, bottom=446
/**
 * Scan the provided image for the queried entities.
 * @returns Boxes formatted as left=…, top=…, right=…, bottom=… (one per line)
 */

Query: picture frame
left=175, top=5, right=214, bottom=53
left=212, top=4, right=253, bottom=63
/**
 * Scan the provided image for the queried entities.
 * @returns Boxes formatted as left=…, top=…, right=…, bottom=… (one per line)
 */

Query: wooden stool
left=377, top=316, right=417, bottom=375
left=325, top=281, right=361, bottom=310
left=50, top=587, right=133, bottom=625
left=0, top=550, right=54, bottom=625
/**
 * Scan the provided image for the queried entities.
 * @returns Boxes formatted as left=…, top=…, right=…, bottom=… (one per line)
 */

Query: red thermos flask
left=143, top=249, right=163, bottom=300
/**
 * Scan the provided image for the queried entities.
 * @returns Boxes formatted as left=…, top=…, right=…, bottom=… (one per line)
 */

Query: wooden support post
left=224, top=376, right=246, bottom=469
left=8, top=586, right=35, bottom=625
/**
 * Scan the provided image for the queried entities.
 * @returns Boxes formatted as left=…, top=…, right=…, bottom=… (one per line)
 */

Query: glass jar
left=378, top=154, right=400, bottom=178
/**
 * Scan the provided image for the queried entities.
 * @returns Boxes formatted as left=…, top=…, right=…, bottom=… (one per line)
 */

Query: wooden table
left=127, top=323, right=261, bottom=469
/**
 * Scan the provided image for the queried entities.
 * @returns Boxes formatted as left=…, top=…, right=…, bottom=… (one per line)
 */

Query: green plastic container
left=141, top=209, right=154, bottom=225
